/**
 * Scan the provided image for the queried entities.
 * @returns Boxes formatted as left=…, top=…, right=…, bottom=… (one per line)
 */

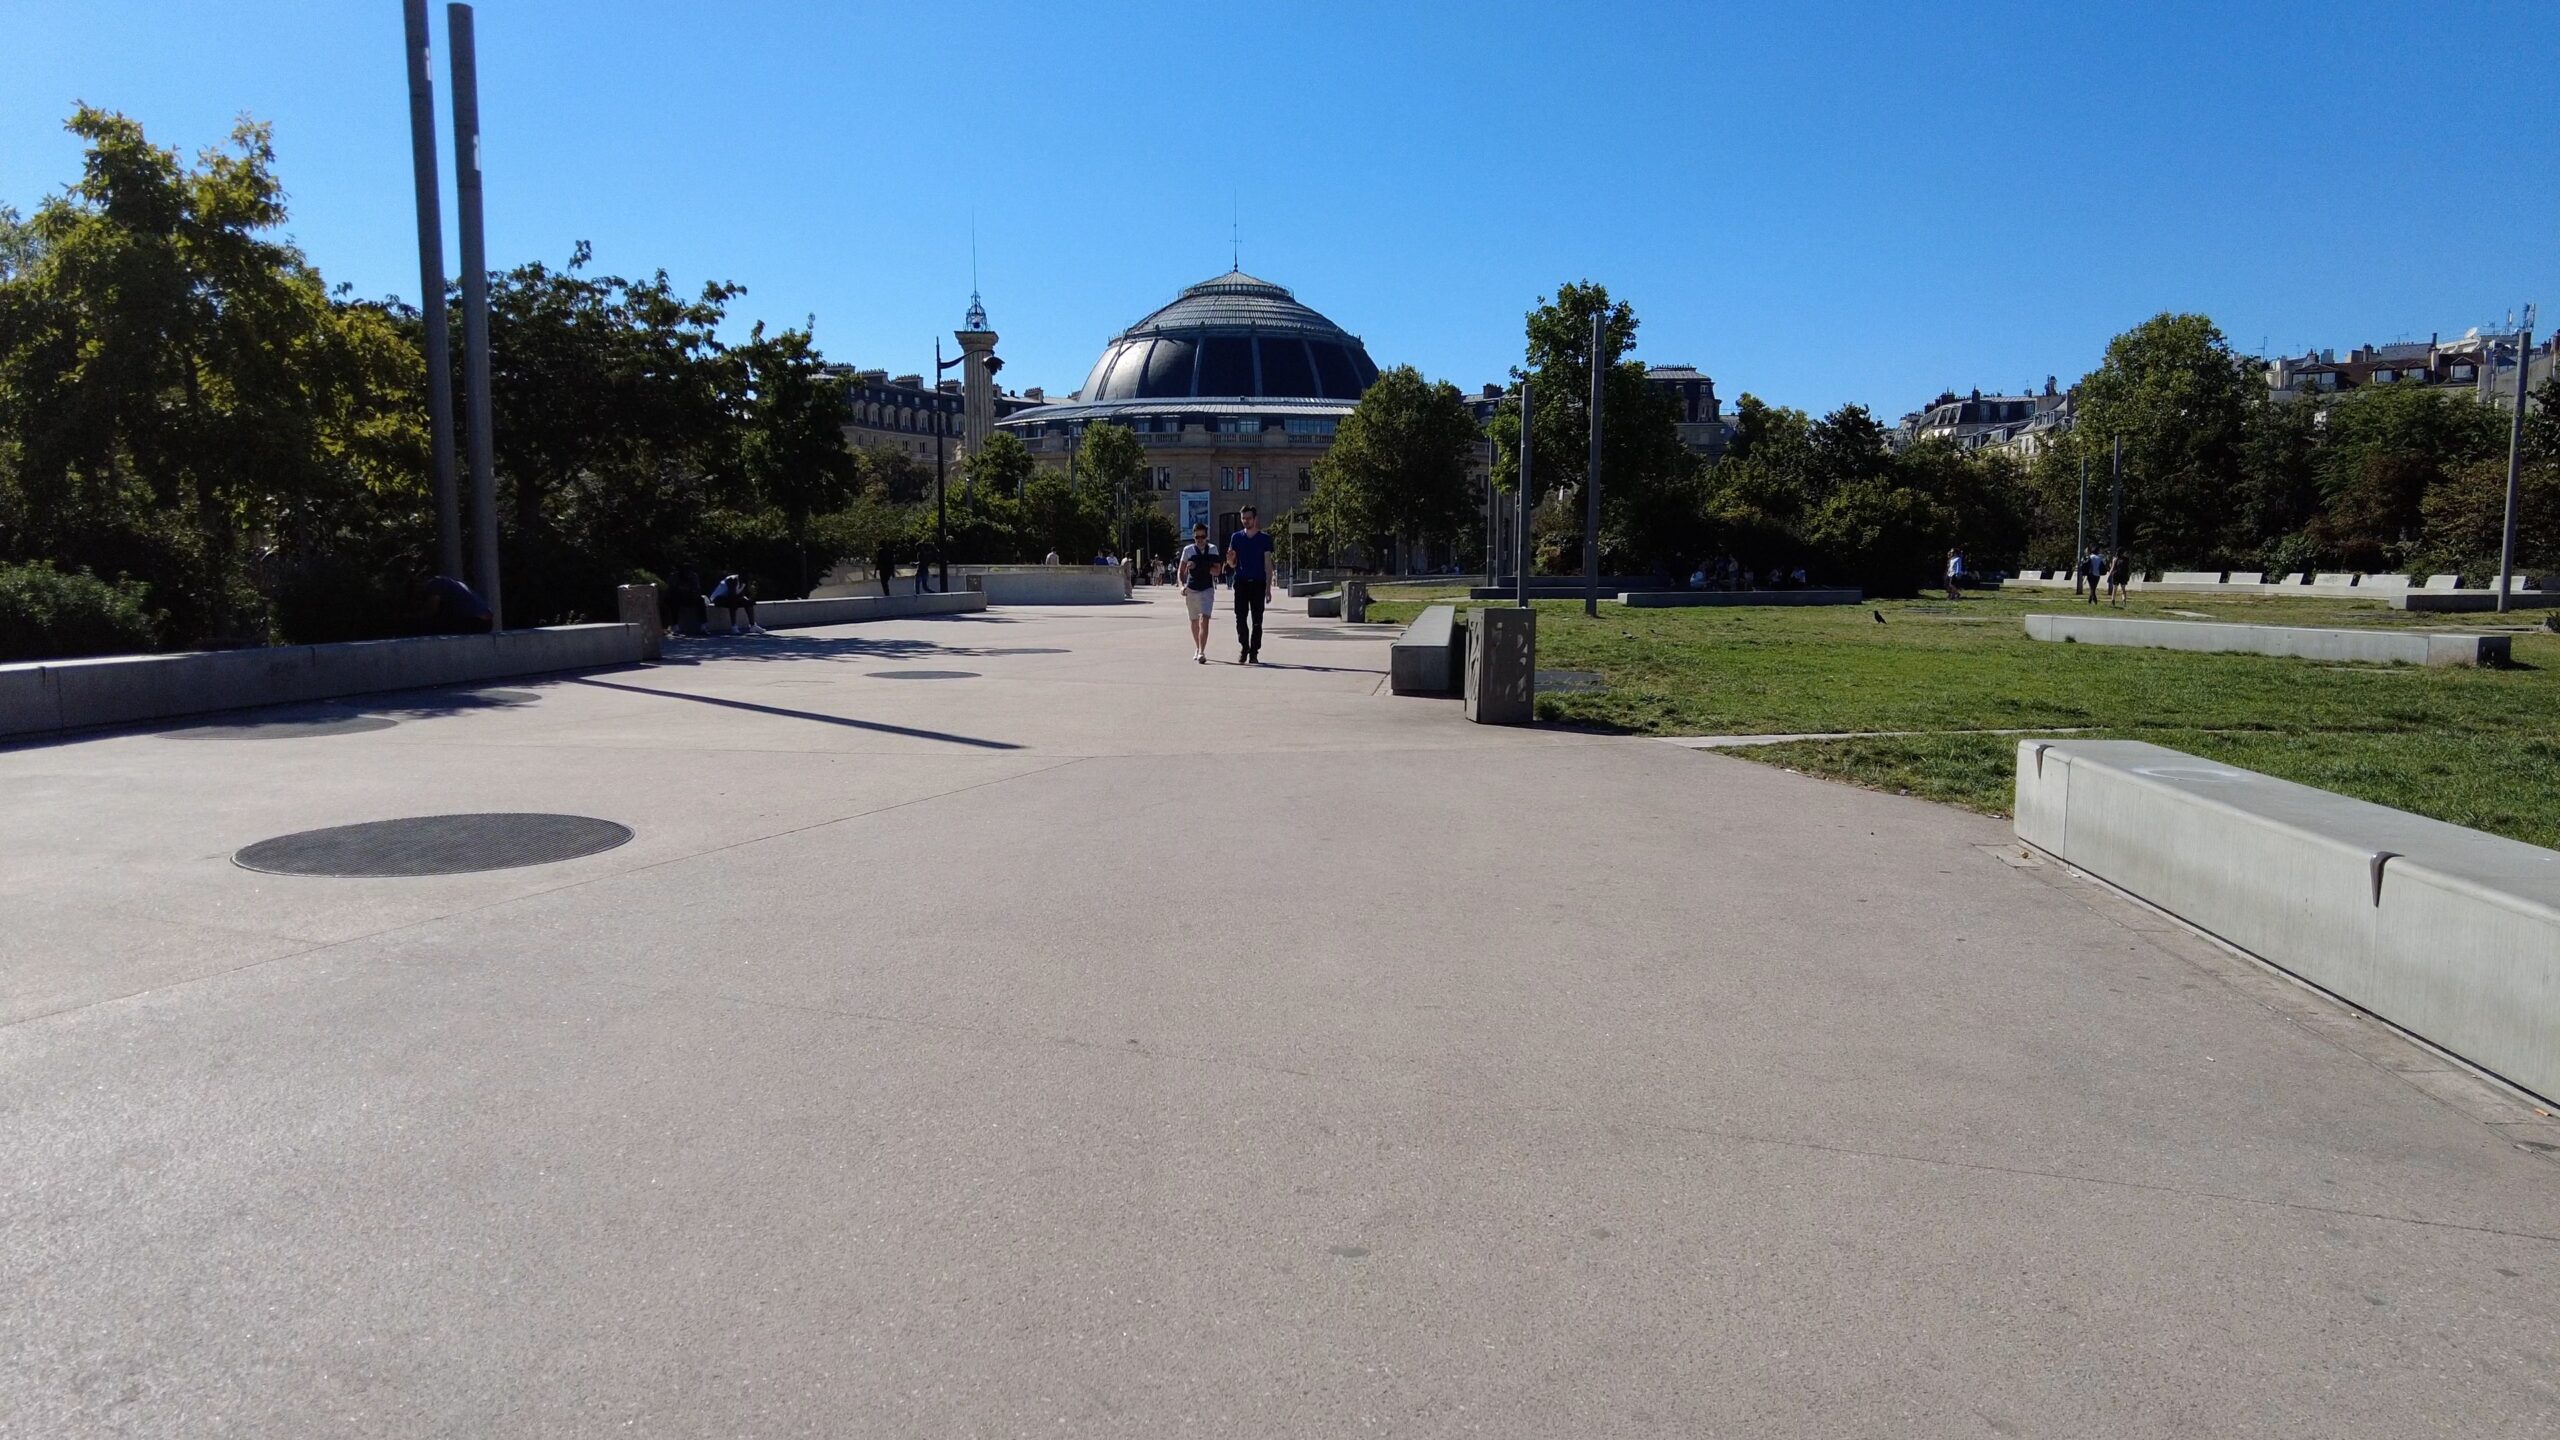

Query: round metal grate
left=865, top=669, right=980, bottom=680
left=164, top=715, right=398, bottom=740
left=234, top=813, right=632, bottom=878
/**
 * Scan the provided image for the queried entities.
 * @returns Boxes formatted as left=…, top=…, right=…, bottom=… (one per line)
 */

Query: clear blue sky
left=5, top=1, right=2556, bottom=417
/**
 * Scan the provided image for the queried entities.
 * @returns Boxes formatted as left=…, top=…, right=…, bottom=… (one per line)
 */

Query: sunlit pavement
left=5, top=589, right=2555, bottom=1436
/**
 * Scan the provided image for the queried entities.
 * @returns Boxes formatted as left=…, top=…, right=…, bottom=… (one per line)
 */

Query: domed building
left=1002, top=270, right=1382, bottom=541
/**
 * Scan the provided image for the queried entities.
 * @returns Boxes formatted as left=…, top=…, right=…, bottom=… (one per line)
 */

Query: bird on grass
left=1872, top=610, right=1886, bottom=624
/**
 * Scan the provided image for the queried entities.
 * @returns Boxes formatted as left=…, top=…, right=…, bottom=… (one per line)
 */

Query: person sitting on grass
left=708, top=573, right=765, bottom=635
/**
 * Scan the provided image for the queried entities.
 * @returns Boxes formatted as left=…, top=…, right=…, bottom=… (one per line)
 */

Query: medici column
left=955, top=292, right=999, bottom=459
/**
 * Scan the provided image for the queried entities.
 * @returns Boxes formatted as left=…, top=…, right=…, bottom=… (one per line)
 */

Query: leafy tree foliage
left=1513, top=282, right=1688, bottom=571
left=1306, top=365, right=1479, bottom=561
left=0, top=108, right=429, bottom=642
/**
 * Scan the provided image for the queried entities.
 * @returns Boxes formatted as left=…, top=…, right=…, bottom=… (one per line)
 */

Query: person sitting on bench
left=708, top=573, right=764, bottom=635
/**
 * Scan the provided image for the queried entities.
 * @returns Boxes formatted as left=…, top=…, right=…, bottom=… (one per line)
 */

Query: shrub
left=0, top=561, right=161, bottom=661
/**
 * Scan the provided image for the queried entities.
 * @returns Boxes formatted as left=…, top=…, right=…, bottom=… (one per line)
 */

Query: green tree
left=1074, top=420, right=1150, bottom=554
left=0, top=108, right=425, bottom=643
left=959, top=430, right=1037, bottom=499
left=481, top=245, right=740, bottom=621
left=2057, top=313, right=2258, bottom=566
left=1305, top=364, right=1479, bottom=564
left=2305, top=383, right=2506, bottom=570
left=1021, top=466, right=1105, bottom=559
left=1515, top=282, right=1687, bottom=572
left=736, top=322, right=858, bottom=592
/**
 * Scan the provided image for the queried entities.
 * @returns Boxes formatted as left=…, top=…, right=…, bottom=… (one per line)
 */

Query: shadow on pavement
left=566, top=676, right=1024, bottom=750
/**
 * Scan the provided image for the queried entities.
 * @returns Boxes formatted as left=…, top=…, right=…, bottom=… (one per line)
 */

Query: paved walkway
left=4, top=589, right=2555, bottom=1437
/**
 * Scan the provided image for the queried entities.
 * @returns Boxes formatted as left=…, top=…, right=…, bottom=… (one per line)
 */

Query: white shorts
left=1183, top=586, right=1217, bottom=619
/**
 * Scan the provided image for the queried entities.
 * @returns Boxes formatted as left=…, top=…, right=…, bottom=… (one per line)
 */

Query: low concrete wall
left=751, top=592, right=988, bottom=628
left=2396, top=590, right=2560, bottom=613
left=2015, top=739, right=2560, bottom=1104
left=1618, top=589, right=1862, bottom=608
left=2025, top=613, right=2508, bottom=666
left=0, top=623, right=645, bottom=740
left=969, top=568, right=1132, bottom=605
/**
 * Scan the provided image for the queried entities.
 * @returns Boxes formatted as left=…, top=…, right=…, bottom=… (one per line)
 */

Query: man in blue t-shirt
left=1224, top=506, right=1277, bottom=664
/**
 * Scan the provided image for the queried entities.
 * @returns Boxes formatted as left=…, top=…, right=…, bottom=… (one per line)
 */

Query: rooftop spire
left=963, top=218, right=989, bottom=331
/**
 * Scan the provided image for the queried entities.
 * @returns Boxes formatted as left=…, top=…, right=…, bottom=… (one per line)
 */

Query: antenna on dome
left=1231, top=191, right=1239, bottom=272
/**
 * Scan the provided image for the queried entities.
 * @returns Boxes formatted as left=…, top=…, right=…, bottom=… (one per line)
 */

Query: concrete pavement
left=4, top=589, right=2555, bottom=1437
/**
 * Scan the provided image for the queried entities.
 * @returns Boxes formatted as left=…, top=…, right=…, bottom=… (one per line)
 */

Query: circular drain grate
left=865, top=669, right=980, bottom=680
left=164, top=715, right=398, bottom=740
left=234, top=813, right=632, bottom=878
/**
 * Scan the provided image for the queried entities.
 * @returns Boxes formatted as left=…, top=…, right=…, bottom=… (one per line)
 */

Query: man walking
left=1225, top=505, right=1276, bottom=664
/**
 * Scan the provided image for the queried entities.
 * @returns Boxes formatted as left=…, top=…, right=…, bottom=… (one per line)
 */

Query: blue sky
left=5, top=1, right=2556, bottom=417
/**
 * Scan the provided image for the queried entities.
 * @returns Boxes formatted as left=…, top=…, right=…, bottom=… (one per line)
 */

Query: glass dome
left=1075, top=271, right=1379, bottom=403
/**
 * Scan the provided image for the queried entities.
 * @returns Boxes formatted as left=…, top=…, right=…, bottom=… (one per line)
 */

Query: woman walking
left=1177, top=522, right=1220, bottom=663
left=2106, top=550, right=2130, bottom=607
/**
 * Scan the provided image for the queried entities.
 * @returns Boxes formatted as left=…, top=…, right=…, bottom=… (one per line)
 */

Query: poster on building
left=1178, top=489, right=1210, bottom=538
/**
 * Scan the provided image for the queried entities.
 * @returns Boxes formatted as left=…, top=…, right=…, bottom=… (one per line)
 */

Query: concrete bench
left=1617, top=589, right=1862, bottom=607
left=1305, top=591, right=1342, bottom=619
left=2015, top=739, right=2560, bottom=1103
left=2160, top=571, right=2225, bottom=586
left=2395, top=590, right=2560, bottom=612
left=2311, top=572, right=2361, bottom=588
left=2226, top=571, right=2264, bottom=585
left=2024, top=613, right=2507, bottom=666
left=2361, top=574, right=2413, bottom=590
left=1389, top=604, right=1465, bottom=696
left=1287, top=580, right=1332, bottom=598
left=2422, top=574, right=2462, bottom=591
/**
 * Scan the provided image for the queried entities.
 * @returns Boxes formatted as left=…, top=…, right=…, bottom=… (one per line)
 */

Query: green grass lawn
left=1364, top=585, right=2560, bottom=848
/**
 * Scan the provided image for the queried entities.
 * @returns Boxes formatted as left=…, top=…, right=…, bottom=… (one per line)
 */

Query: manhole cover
left=1537, top=670, right=1608, bottom=694
left=866, top=669, right=980, bottom=680
left=164, top=715, right=398, bottom=740
left=234, top=813, right=632, bottom=877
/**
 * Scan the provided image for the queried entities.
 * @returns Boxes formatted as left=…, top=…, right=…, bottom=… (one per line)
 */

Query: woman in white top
left=1177, top=522, right=1219, bottom=663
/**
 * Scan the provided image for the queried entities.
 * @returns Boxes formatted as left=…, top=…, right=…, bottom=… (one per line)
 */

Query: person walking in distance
left=1225, top=504, right=1276, bottom=664
left=2083, top=547, right=2105, bottom=605
left=1177, top=521, right=1220, bottom=664
left=2106, top=550, right=2131, bottom=607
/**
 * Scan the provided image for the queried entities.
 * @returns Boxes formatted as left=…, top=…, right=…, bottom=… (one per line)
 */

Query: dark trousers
left=1234, top=579, right=1268, bottom=654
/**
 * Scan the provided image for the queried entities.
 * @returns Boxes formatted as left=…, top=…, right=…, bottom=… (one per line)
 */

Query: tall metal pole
left=1515, top=379, right=1533, bottom=609
left=2074, top=453, right=2088, bottom=593
left=934, top=339, right=949, bottom=594
left=402, top=0, right=461, bottom=579
left=1584, top=310, right=1606, bottom=618
left=2497, top=314, right=2534, bottom=613
left=2108, top=432, right=2123, bottom=558
left=448, top=4, right=500, bottom=628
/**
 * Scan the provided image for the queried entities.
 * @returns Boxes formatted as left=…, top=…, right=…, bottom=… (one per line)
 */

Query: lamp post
left=933, top=338, right=948, bottom=595
left=1583, top=310, right=1606, bottom=619
left=448, top=3, right=499, bottom=628
left=2497, top=307, right=2536, bottom=614
left=1516, top=378, right=1533, bottom=609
